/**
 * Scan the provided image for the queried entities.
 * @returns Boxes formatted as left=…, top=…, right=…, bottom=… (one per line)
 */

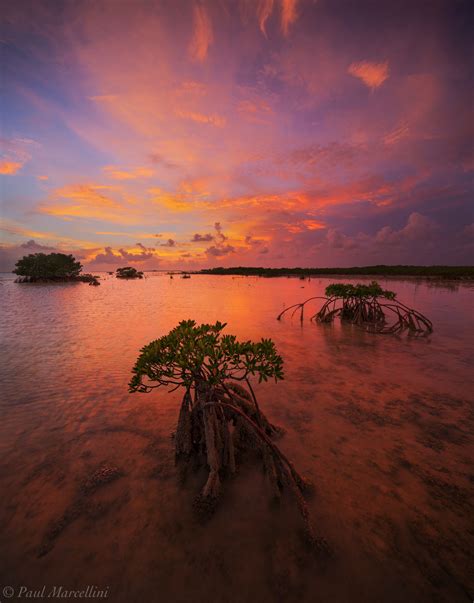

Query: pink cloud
left=348, top=60, right=389, bottom=90
left=281, top=0, right=299, bottom=36
left=189, top=3, right=213, bottom=62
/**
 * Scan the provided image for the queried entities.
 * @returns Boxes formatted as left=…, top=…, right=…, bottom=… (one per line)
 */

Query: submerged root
left=175, top=389, right=193, bottom=459
left=278, top=292, right=432, bottom=336
left=171, top=381, right=320, bottom=543
left=223, top=381, right=283, bottom=438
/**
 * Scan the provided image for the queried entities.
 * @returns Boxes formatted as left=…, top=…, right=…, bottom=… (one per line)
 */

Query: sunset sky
left=1, top=0, right=473, bottom=270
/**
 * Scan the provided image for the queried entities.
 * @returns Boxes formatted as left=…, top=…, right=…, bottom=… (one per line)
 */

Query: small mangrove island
left=13, top=252, right=100, bottom=285
left=278, top=281, right=433, bottom=336
left=116, top=266, right=144, bottom=279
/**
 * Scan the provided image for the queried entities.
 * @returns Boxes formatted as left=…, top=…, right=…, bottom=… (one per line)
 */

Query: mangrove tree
left=130, top=320, right=322, bottom=545
left=277, top=281, right=433, bottom=335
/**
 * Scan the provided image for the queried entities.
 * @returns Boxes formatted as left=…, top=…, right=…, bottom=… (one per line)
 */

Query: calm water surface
left=0, top=274, right=473, bottom=602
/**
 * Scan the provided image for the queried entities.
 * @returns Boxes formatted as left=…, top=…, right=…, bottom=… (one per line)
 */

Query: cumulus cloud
left=348, top=60, right=389, bottom=90
left=19, top=239, right=57, bottom=252
left=308, top=212, right=440, bottom=264
left=375, top=212, right=438, bottom=245
left=90, top=245, right=157, bottom=265
left=192, top=233, right=213, bottom=242
left=214, top=221, right=227, bottom=242
left=206, top=244, right=235, bottom=257
left=199, top=222, right=236, bottom=257
left=160, top=238, right=176, bottom=247
left=325, top=229, right=358, bottom=250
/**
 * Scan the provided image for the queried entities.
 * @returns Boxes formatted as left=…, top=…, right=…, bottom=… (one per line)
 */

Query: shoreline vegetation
left=196, top=265, right=474, bottom=279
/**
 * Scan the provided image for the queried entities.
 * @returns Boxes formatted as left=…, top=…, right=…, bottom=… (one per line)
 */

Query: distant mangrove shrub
left=278, top=281, right=433, bottom=335
left=130, top=320, right=323, bottom=546
left=14, top=252, right=82, bottom=281
left=116, top=266, right=144, bottom=279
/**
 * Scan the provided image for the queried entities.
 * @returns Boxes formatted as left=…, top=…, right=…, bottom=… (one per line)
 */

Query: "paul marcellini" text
left=14, top=585, right=110, bottom=599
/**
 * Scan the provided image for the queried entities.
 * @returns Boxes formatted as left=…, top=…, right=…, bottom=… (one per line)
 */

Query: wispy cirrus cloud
left=103, top=166, right=154, bottom=180
left=257, top=0, right=274, bottom=36
left=39, top=184, right=131, bottom=222
left=175, top=109, right=226, bottom=128
left=280, top=0, right=299, bottom=36
left=189, top=3, right=213, bottom=62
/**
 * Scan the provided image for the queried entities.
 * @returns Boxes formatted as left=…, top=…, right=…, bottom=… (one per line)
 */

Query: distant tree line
left=197, top=265, right=474, bottom=279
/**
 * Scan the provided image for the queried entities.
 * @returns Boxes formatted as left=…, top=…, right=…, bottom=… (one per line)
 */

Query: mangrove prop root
left=173, top=381, right=320, bottom=543
left=277, top=291, right=433, bottom=336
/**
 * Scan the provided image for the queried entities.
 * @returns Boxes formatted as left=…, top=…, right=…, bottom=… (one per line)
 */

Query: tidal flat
left=0, top=274, right=473, bottom=602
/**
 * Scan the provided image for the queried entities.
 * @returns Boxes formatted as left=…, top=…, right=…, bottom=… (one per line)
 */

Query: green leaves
left=129, top=320, right=284, bottom=393
left=13, top=253, right=82, bottom=279
left=325, top=281, right=396, bottom=300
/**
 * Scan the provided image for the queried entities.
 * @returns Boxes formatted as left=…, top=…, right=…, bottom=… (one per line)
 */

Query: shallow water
left=0, top=274, right=473, bottom=602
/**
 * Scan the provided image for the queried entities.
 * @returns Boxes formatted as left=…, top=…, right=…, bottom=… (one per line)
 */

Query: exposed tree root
left=277, top=282, right=433, bottom=336
left=173, top=380, right=321, bottom=547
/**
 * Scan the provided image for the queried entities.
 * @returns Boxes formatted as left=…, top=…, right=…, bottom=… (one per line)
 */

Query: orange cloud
left=149, top=188, right=200, bottom=212
left=348, top=60, right=389, bottom=90
left=54, top=184, right=120, bottom=207
left=175, top=109, right=226, bottom=128
left=95, top=231, right=164, bottom=239
left=37, top=175, right=49, bottom=181
left=286, top=219, right=326, bottom=234
left=189, top=3, right=213, bottom=62
left=103, top=166, right=154, bottom=180
left=0, top=161, right=23, bottom=175
left=281, top=0, right=299, bottom=36
left=179, top=177, right=211, bottom=197
left=1, top=218, right=53, bottom=240
left=40, top=184, right=133, bottom=222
